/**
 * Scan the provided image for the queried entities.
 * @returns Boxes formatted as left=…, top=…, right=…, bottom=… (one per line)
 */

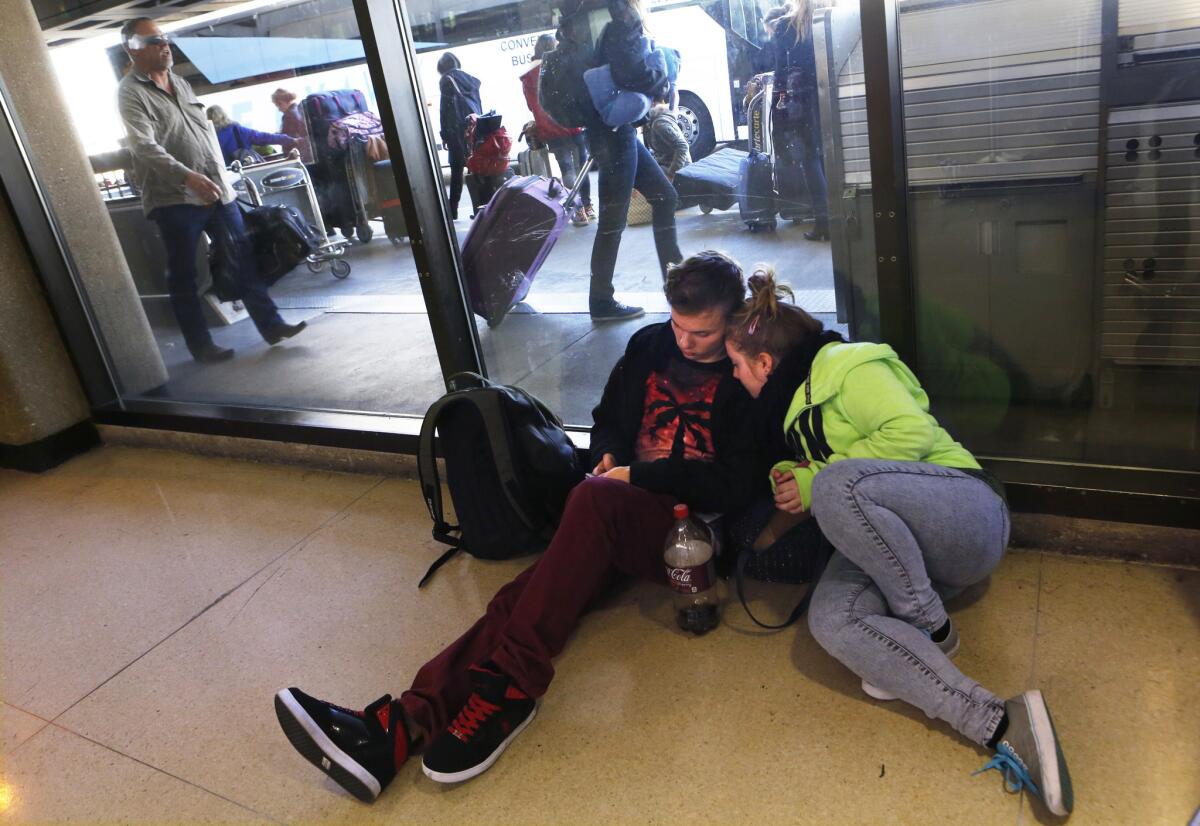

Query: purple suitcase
left=460, top=157, right=592, bottom=327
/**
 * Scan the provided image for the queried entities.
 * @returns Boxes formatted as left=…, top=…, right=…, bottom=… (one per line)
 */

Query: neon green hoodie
left=771, top=341, right=981, bottom=510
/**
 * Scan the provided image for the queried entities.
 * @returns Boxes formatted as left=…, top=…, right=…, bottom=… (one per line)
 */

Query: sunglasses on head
left=128, top=33, right=171, bottom=49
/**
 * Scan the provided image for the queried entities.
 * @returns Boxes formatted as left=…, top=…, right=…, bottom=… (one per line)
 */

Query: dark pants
left=774, top=112, right=829, bottom=230
left=548, top=132, right=592, bottom=207
left=399, top=477, right=676, bottom=740
left=447, top=145, right=466, bottom=218
left=586, top=125, right=683, bottom=305
left=152, top=201, right=283, bottom=355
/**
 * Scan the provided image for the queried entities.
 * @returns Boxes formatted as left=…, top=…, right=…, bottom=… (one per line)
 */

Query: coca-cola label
left=666, top=560, right=714, bottom=595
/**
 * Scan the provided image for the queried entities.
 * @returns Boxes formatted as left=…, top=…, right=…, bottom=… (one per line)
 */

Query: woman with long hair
left=724, top=269, right=1073, bottom=819
left=570, top=0, right=684, bottom=321
left=770, top=0, right=830, bottom=239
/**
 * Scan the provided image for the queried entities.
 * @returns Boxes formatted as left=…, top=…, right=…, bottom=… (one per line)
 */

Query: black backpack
left=539, top=30, right=597, bottom=129
left=417, top=373, right=585, bottom=586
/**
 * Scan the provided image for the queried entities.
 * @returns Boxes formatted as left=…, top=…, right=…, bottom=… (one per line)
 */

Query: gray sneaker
left=589, top=300, right=645, bottom=322
left=862, top=617, right=960, bottom=701
left=976, top=690, right=1074, bottom=817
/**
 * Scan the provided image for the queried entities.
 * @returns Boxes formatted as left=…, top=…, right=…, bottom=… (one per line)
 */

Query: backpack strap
left=734, top=535, right=832, bottom=630
left=417, top=393, right=461, bottom=542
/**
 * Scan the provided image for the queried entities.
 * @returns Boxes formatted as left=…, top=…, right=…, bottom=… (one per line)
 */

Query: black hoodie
left=589, top=322, right=763, bottom=514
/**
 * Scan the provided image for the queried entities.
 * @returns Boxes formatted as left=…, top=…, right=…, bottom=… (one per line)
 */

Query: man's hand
left=592, top=453, right=617, bottom=475
left=772, top=468, right=806, bottom=515
left=602, top=465, right=631, bottom=483
left=184, top=171, right=222, bottom=204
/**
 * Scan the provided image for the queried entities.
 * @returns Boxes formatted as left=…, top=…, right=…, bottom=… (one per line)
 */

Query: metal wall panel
left=1103, top=101, right=1200, bottom=366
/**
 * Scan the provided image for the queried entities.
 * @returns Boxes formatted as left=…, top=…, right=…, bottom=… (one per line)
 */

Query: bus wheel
left=676, top=91, right=716, bottom=160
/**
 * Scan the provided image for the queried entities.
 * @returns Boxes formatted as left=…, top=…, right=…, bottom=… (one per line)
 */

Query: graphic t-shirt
left=635, top=353, right=727, bottom=463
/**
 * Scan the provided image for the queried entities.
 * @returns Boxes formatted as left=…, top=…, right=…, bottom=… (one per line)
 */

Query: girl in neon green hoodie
left=725, top=271, right=1073, bottom=818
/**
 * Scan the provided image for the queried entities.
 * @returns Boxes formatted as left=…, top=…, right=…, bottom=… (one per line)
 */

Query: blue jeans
left=806, top=459, right=1009, bottom=745
left=153, top=201, right=283, bottom=354
left=586, top=125, right=683, bottom=305
left=548, top=133, right=592, bottom=207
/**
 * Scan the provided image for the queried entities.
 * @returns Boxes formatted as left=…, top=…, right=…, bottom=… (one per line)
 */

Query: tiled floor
left=2, top=446, right=1197, bottom=824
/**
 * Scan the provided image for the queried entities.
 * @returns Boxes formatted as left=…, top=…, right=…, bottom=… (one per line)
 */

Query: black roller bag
left=738, top=149, right=777, bottom=232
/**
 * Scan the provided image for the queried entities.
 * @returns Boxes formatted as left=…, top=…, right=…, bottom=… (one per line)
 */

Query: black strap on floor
left=734, top=538, right=832, bottom=630
left=419, top=533, right=463, bottom=588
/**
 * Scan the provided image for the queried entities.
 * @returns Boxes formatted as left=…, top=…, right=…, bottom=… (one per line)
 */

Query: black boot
left=264, top=320, right=307, bottom=345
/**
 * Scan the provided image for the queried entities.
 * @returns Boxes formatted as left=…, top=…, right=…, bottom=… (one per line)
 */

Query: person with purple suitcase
left=578, top=0, right=684, bottom=321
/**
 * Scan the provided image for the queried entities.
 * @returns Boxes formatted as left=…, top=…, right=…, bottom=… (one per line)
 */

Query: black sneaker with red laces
left=421, top=663, right=537, bottom=784
left=274, top=687, right=411, bottom=802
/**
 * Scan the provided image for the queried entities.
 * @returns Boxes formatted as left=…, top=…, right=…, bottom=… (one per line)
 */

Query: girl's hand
left=772, top=469, right=806, bottom=514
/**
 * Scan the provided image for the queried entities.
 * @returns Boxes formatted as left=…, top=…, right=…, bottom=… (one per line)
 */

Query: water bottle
left=663, top=504, right=719, bottom=635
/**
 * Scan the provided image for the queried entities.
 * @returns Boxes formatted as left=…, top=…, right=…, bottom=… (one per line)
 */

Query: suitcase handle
left=562, top=155, right=594, bottom=210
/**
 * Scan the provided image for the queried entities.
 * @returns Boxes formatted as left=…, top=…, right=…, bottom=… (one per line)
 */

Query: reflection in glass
left=403, top=0, right=875, bottom=425
left=43, top=0, right=444, bottom=416
left=898, top=0, right=1200, bottom=472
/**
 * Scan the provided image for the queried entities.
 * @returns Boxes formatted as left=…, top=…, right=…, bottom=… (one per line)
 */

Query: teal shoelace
left=974, top=742, right=1041, bottom=797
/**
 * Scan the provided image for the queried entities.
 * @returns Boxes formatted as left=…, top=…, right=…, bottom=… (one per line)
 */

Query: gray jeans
left=807, top=459, right=1010, bottom=745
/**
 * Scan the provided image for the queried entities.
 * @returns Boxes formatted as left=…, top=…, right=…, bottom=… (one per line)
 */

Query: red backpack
left=465, top=113, right=512, bottom=176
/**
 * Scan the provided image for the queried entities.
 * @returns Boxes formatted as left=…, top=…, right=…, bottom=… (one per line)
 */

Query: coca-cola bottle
left=663, top=503, right=719, bottom=635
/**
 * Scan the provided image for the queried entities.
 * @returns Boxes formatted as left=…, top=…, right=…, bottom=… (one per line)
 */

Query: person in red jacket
left=520, top=33, right=594, bottom=227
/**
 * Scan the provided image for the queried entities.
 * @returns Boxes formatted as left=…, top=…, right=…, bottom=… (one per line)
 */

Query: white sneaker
left=862, top=618, right=960, bottom=701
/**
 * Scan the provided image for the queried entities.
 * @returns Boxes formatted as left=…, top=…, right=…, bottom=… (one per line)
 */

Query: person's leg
left=448, top=147, right=465, bottom=218
left=587, top=126, right=638, bottom=307
left=631, top=138, right=683, bottom=279
left=549, top=137, right=579, bottom=191
left=807, top=552, right=1007, bottom=745
left=401, top=477, right=674, bottom=736
left=153, top=205, right=216, bottom=354
left=773, top=122, right=805, bottom=220
left=399, top=562, right=537, bottom=745
left=205, top=203, right=285, bottom=337
left=488, top=476, right=675, bottom=696
left=417, top=477, right=676, bottom=782
left=808, top=459, right=1009, bottom=635
left=799, top=115, right=830, bottom=233
left=573, top=131, right=593, bottom=207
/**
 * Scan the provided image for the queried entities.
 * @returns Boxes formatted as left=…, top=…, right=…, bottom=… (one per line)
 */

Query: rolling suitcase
left=517, top=147, right=553, bottom=177
left=738, top=149, right=777, bottom=232
left=461, top=156, right=592, bottom=327
left=372, top=159, right=408, bottom=243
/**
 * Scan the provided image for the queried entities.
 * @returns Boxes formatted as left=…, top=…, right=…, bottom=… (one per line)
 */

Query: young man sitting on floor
left=274, top=250, right=759, bottom=801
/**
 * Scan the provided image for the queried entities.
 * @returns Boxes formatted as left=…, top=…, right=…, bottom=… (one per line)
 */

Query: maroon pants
left=400, top=477, right=677, bottom=741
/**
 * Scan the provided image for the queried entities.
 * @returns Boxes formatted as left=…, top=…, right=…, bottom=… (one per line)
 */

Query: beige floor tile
left=56, top=477, right=1056, bottom=825
left=0, top=724, right=274, bottom=823
left=0, top=446, right=380, bottom=719
left=1030, top=554, right=1200, bottom=825
left=0, top=704, right=46, bottom=754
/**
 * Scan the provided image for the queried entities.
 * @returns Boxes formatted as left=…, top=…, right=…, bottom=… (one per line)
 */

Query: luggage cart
left=232, top=151, right=351, bottom=279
